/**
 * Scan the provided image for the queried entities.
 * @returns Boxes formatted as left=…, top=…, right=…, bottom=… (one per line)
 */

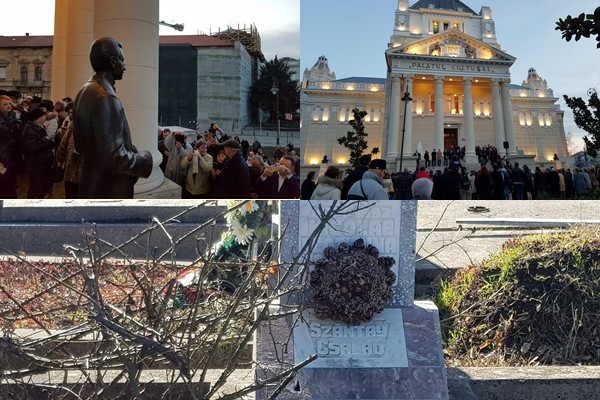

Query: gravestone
left=255, top=201, right=448, bottom=400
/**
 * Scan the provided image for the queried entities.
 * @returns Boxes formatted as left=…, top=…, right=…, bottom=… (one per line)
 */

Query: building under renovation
left=0, top=25, right=268, bottom=134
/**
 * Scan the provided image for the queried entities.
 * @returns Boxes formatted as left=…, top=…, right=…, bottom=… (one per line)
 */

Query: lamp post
left=399, top=90, right=413, bottom=172
left=270, top=81, right=281, bottom=145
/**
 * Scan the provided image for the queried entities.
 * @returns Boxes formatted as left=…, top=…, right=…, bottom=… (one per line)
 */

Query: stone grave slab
left=255, top=201, right=448, bottom=400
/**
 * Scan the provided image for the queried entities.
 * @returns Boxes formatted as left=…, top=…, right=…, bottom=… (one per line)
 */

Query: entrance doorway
left=444, top=128, right=458, bottom=151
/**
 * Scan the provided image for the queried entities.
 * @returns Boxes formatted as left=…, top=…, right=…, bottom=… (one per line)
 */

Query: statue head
left=89, top=37, right=126, bottom=80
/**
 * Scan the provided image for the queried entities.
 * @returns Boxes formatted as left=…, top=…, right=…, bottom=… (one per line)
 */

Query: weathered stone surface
left=255, top=301, right=447, bottom=400
left=255, top=201, right=448, bottom=400
left=296, top=201, right=418, bottom=307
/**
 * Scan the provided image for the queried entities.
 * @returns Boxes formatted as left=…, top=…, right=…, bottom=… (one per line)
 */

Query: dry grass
left=437, top=225, right=600, bottom=367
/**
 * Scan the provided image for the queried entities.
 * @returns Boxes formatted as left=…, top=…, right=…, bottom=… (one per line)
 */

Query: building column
left=501, top=79, right=517, bottom=156
left=434, top=75, right=444, bottom=151
left=51, top=0, right=69, bottom=101
left=64, top=0, right=95, bottom=99
left=94, top=0, right=164, bottom=195
left=463, top=77, right=477, bottom=164
left=402, top=75, right=414, bottom=157
left=386, top=74, right=402, bottom=160
left=491, top=79, right=505, bottom=154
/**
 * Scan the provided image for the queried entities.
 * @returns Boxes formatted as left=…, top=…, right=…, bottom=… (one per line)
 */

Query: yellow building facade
left=301, top=0, right=568, bottom=173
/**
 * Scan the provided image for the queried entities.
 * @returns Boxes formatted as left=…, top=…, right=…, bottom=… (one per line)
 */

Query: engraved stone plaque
left=255, top=201, right=448, bottom=400
left=293, top=308, right=408, bottom=368
left=298, top=201, right=417, bottom=307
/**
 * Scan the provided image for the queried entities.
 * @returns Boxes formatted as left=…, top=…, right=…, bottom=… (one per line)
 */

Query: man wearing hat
left=347, top=159, right=389, bottom=200
left=217, top=138, right=250, bottom=198
left=73, top=37, right=152, bottom=198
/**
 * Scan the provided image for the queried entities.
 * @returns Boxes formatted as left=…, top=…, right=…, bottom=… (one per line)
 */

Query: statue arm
left=91, top=94, right=152, bottom=178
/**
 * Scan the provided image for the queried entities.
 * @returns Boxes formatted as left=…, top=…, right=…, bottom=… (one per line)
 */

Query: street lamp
left=271, top=81, right=280, bottom=145
left=399, top=90, right=413, bottom=172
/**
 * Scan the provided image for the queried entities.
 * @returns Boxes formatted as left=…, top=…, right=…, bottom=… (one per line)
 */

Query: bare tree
left=0, top=200, right=366, bottom=400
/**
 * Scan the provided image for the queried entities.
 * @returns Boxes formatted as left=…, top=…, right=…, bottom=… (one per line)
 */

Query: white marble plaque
left=293, top=308, right=408, bottom=368
left=299, top=201, right=403, bottom=284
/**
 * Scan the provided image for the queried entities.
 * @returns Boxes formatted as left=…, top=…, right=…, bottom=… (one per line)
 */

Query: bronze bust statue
left=73, top=37, right=153, bottom=198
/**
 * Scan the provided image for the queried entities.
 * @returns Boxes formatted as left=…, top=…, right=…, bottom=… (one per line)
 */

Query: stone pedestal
left=255, top=302, right=446, bottom=400
left=255, top=201, right=448, bottom=400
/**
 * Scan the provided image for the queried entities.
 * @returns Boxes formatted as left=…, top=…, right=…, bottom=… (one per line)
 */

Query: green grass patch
left=438, top=225, right=600, bottom=367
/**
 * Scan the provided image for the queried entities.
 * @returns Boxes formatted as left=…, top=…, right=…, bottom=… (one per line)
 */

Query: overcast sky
left=301, top=0, right=600, bottom=153
left=0, top=0, right=300, bottom=61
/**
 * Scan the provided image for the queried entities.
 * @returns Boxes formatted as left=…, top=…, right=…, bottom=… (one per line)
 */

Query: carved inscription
left=409, top=61, right=494, bottom=72
left=310, top=322, right=389, bottom=357
left=293, top=309, right=409, bottom=368
left=299, top=202, right=402, bottom=287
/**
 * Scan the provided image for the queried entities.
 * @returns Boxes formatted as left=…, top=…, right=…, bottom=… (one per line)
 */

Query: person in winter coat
left=475, top=165, right=494, bottom=200
left=0, top=94, right=23, bottom=198
left=164, top=132, right=192, bottom=186
left=311, top=166, right=342, bottom=200
left=21, top=107, right=55, bottom=198
left=347, top=159, right=389, bottom=200
left=181, top=140, right=213, bottom=198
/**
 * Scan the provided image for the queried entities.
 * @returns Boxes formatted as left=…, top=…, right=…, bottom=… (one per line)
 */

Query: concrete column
left=491, top=79, right=505, bottom=153
left=463, top=77, right=476, bottom=163
left=64, top=0, right=95, bottom=99
left=501, top=79, right=517, bottom=156
left=402, top=75, right=414, bottom=157
left=386, top=74, right=402, bottom=160
left=94, top=0, right=164, bottom=195
left=51, top=0, right=69, bottom=101
left=434, top=75, right=444, bottom=151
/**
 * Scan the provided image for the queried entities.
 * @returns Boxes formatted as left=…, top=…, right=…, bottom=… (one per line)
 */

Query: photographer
left=164, top=131, right=192, bottom=187
left=209, top=122, right=230, bottom=143
left=255, top=155, right=300, bottom=199
left=181, top=139, right=213, bottom=198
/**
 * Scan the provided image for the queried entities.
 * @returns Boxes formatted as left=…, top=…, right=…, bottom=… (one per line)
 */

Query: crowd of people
left=302, top=150, right=600, bottom=201
left=157, top=124, right=301, bottom=199
left=0, top=89, right=76, bottom=198
left=0, top=87, right=302, bottom=199
left=2, top=92, right=597, bottom=202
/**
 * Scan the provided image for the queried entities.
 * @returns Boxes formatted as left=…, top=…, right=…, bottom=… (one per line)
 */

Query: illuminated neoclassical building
left=300, top=0, right=568, bottom=171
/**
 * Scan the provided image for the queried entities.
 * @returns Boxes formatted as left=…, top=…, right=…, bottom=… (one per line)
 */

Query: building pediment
left=388, top=29, right=515, bottom=62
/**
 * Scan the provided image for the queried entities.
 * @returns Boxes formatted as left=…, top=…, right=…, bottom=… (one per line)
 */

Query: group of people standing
left=157, top=124, right=300, bottom=199
left=0, top=90, right=79, bottom=199
left=302, top=150, right=600, bottom=201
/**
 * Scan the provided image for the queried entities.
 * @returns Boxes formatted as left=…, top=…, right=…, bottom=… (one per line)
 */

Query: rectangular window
left=433, top=20, right=439, bottom=34
left=311, top=106, right=321, bottom=122
left=339, top=107, right=346, bottom=122
left=322, top=106, right=330, bottom=122
left=373, top=108, right=380, bottom=122
left=0, top=66, right=6, bottom=80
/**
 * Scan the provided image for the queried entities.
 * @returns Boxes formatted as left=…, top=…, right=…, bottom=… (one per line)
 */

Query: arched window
left=20, top=66, right=28, bottom=82
left=34, top=66, right=42, bottom=81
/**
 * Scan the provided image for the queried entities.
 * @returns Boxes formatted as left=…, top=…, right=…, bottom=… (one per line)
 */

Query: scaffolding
left=210, top=24, right=266, bottom=63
